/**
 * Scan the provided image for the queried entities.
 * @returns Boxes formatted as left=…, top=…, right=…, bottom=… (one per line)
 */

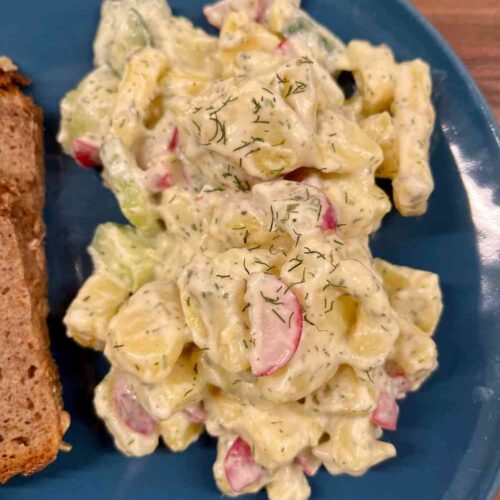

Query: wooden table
left=412, top=0, right=500, bottom=121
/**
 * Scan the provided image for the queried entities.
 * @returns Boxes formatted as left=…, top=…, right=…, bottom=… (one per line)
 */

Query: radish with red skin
left=154, top=173, right=174, bottom=192
left=321, top=202, right=336, bottom=232
left=276, top=39, right=289, bottom=52
left=183, top=402, right=206, bottom=424
left=302, top=185, right=336, bottom=233
left=143, top=164, right=175, bottom=193
left=275, top=38, right=296, bottom=56
left=168, top=127, right=179, bottom=153
left=252, top=180, right=337, bottom=236
left=284, top=175, right=336, bottom=232
left=245, top=272, right=303, bottom=376
left=295, top=449, right=321, bottom=476
left=224, top=437, right=265, bottom=493
left=73, top=137, right=101, bottom=168
left=371, top=390, right=399, bottom=431
left=114, top=374, right=157, bottom=436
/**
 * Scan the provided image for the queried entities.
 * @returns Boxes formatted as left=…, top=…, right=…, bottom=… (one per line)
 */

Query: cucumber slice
left=58, top=66, right=119, bottom=155
left=91, top=223, right=158, bottom=291
left=107, top=8, right=152, bottom=75
left=101, top=139, right=160, bottom=233
left=284, top=13, right=344, bottom=56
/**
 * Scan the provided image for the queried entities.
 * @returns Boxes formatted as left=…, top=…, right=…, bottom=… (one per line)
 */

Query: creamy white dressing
left=94, top=371, right=160, bottom=456
left=60, top=1, right=442, bottom=498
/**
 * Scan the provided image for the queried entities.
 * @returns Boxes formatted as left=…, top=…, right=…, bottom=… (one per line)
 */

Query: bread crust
left=0, top=59, right=69, bottom=484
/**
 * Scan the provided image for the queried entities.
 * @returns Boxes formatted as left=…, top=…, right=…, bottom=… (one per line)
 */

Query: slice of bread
left=0, top=58, right=69, bottom=484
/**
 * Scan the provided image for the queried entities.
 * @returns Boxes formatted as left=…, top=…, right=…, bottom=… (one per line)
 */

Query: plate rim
left=392, top=0, right=500, bottom=498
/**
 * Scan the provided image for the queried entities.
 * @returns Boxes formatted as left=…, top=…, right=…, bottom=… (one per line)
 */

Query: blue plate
left=1, top=0, right=499, bottom=499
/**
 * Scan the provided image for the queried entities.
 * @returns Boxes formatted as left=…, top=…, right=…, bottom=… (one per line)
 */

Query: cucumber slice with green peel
left=90, top=223, right=158, bottom=291
left=106, top=8, right=152, bottom=75
left=101, top=139, right=161, bottom=234
left=284, top=16, right=310, bottom=35
left=284, top=13, right=345, bottom=55
left=58, top=66, right=119, bottom=155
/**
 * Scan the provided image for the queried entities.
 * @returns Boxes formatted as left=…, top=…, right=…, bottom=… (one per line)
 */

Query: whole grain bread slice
left=0, top=58, right=69, bottom=484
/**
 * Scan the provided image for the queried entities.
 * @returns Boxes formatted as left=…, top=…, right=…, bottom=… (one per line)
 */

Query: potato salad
left=60, top=0, right=442, bottom=498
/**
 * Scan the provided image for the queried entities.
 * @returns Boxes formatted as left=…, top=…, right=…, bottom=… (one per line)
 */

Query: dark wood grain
left=411, top=0, right=500, bottom=121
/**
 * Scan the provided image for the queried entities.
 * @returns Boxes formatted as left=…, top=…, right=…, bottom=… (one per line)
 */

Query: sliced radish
left=73, top=137, right=101, bottom=168
left=252, top=180, right=336, bottom=236
left=321, top=200, right=336, bottom=232
left=224, top=437, right=265, bottom=493
left=276, top=38, right=296, bottom=56
left=143, top=160, right=175, bottom=193
left=114, top=374, right=157, bottom=436
left=167, top=127, right=179, bottom=153
left=245, top=272, right=303, bottom=376
left=295, top=449, right=321, bottom=477
left=276, top=39, right=289, bottom=52
left=371, top=390, right=399, bottom=431
left=183, top=402, right=206, bottom=424
left=154, top=173, right=174, bottom=192
left=305, top=188, right=336, bottom=233
left=292, top=177, right=335, bottom=232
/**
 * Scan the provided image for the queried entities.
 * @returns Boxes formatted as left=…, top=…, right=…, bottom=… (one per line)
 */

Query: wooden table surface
left=411, top=0, right=500, bottom=121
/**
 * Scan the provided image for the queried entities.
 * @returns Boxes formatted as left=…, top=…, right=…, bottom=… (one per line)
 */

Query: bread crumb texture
left=0, top=60, right=69, bottom=484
